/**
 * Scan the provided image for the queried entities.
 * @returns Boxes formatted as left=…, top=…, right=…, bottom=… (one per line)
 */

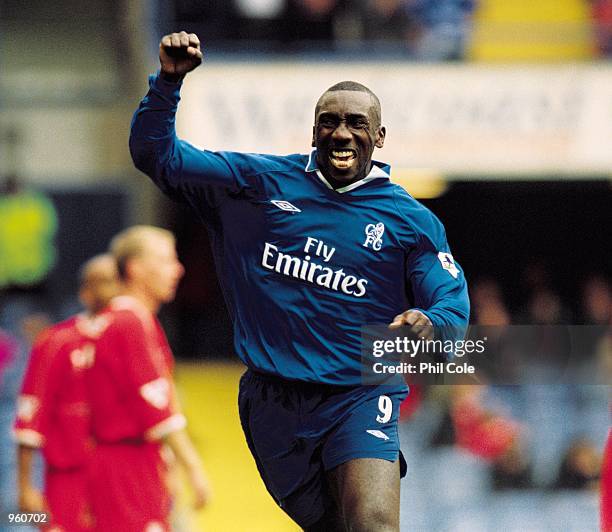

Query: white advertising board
left=177, top=63, right=612, bottom=178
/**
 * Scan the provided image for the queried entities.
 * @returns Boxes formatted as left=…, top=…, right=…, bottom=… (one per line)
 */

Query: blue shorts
left=238, top=369, right=408, bottom=528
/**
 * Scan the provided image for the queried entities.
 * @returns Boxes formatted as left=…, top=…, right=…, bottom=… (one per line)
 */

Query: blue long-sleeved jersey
left=130, top=73, right=470, bottom=385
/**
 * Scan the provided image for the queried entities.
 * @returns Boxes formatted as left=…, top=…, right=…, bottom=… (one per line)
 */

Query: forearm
left=17, top=445, right=36, bottom=491
left=422, top=288, right=470, bottom=328
left=163, top=427, right=210, bottom=508
left=164, top=428, right=202, bottom=473
left=413, top=270, right=470, bottom=343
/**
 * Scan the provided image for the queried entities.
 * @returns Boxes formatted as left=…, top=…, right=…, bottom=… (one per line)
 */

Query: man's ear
left=311, top=125, right=316, bottom=148
left=375, top=126, right=386, bottom=149
left=124, top=258, right=140, bottom=282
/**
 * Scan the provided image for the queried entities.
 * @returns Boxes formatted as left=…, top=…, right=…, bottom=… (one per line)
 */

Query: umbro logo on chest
left=271, top=199, right=301, bottom=213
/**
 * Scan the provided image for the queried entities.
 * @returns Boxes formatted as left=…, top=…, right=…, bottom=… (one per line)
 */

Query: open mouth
left=329, top=149, right=357, bottom=170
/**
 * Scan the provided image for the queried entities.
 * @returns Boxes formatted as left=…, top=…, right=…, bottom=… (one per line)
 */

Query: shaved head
left=316, top=81, right=381, bottom=126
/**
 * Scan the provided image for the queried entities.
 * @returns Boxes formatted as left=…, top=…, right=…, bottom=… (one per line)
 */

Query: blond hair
left=110, top=225, right=175, bottom=280
left=78, top=253, right=117, bottom=287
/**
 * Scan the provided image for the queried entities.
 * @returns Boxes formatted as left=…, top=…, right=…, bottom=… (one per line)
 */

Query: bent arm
left=129, top=73, right=240, bottom=204
left=411, top=254, right=470, bottom=333
left=405, top=215, right=470, bottom=342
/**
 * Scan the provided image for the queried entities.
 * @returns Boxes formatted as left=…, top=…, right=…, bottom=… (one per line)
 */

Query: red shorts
left=603, top=429, right=612, bottom=532
left=88, top=442, right=171, bottom=532
left=44, top=467, right=93, bottom=531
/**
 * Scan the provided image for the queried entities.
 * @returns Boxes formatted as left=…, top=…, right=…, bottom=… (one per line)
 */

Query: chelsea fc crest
left=363, top=222, right=385, bottom=251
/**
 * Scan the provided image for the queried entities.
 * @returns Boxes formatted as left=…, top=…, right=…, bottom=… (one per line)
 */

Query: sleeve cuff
left=13, top=429, right=44, bottom=448
left=144, top=413, right=187, bottom=441
left=150, top=71, right=183, bottom=99
left=413, top=308, right=438, bottom=329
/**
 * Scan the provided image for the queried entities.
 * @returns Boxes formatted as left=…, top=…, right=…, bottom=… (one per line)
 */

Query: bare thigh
left=305, top=457, right=400, bottom=532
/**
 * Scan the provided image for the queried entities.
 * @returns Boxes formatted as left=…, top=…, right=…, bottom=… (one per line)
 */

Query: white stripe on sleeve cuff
left=144, top=414, right=187, bottom=441
left=13, top=428, right=45, bottom=448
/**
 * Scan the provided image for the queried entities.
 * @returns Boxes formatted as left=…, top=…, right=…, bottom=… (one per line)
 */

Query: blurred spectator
left=235, top=0, right=286, bottom=18
left=451, top=385, right=522, bottom=461
left=427, top=386, right=457, bottom=447
left=0, top=328, right=22, bottom=515
left=361, top=0, right=416, bottom=47
left=592, top=0, right=612, bottom=56
left=19, top=313, right=53, bottom=347
left=491, top=440, right=534, bottom=491
left=578, top=275, right=611, bottom=372
left=0, top=328, right=19, bottom=383
left=521, top=260, right=551, bottom=293
left=234, top=0, right=286, bottom=46
left=449, top=385, right=533, bottom=490
left=0, top=175, right=58, bottom=290
left=406, top=0, right=476, bottom=60
left=580, top=275, right=611, bottom=325
left=595, top=325, right=612, bottom=383
left=525, top=287, right=572, bottom=325
left=399, top=383, right=424, bottom=420
left=471, top=278, right=511, bottom=326
left=281, top=0, right=340, bottom=45
left=553, top=437, right=601, bottom=490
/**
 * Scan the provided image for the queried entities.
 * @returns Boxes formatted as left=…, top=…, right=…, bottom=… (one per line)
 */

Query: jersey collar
left=75, top=312, right=111, bottom=338
left=110, top=295, right=155, bottom=328
left=305, top=149, right=390, bottom=193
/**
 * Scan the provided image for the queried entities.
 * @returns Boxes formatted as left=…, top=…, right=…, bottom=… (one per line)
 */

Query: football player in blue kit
left=130, top=31, right=470, bottom=531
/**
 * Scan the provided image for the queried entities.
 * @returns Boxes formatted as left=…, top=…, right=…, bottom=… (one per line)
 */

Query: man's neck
left=322, top=163, right=373, bottom=190
left=122, top=286, right=160, bottom=315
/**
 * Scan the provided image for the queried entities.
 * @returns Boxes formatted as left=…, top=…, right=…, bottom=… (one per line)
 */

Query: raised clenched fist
left=159, top=31, right=203, bottom=82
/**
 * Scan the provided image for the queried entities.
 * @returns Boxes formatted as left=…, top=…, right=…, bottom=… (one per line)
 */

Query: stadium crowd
left=192, top=0, right=476, bottom=59
left=171, top=0, right=612, bottom=58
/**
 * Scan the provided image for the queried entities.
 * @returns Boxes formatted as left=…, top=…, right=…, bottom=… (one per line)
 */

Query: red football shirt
left=87, top=296, right=185, bottom=444
left=602, top=428, right=611, bottom=532
left=13, top=315, right=96, bottom=469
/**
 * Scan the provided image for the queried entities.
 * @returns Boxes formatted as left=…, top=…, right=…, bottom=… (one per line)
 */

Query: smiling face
left=312, top=88, right=385, bottom=186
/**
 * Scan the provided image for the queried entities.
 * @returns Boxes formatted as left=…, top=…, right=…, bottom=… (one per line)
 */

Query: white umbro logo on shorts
left=271, top=199, right=301, bottom=213
left=366, top=429, right=390, bottom=441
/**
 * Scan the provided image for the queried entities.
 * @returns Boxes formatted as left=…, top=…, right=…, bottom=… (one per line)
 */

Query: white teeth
left=331, top=150, right=355, bottom=158
left=329, top=150, right=356, bottom=169
left=330, top=157, right=356, bottom=169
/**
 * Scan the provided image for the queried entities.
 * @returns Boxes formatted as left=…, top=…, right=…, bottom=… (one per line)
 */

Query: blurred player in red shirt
left=87, top=225, right=209, bottom=532
left=14, top=254, right=120, bottom=531
left=603, top=428, right=611, bottom=531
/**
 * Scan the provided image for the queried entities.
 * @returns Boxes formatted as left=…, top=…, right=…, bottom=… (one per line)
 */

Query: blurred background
left=0, top=0, right=611, bottom=530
